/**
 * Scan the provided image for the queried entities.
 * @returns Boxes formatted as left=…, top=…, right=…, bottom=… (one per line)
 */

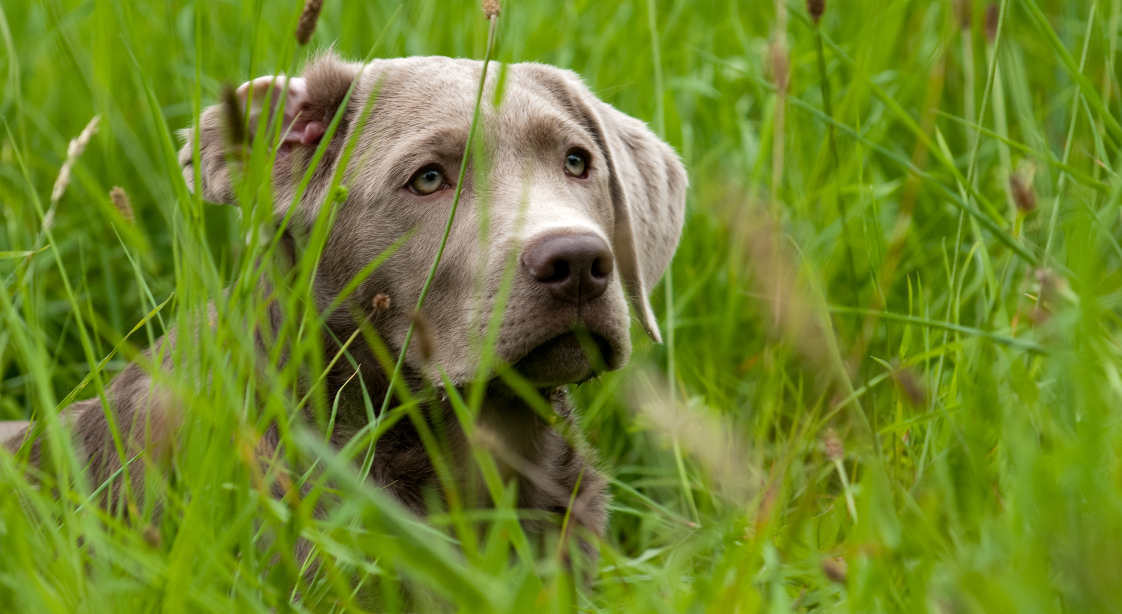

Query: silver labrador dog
left=3, top=53, right=686, bottom=556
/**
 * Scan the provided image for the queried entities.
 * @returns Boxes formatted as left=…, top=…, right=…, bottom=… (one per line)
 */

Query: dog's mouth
left=512, top=330, right=616, bottom=387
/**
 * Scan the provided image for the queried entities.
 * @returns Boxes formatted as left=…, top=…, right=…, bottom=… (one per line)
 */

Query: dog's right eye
left=564, top=148, right=590, bottom=178
left=407, top=165, right=447, bottom=195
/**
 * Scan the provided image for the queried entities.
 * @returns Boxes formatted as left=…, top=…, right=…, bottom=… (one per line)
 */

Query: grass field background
left=2, top=0, right=1121, bottom=611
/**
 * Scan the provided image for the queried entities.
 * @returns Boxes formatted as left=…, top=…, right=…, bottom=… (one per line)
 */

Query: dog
left=3, top=53, right=686, bottom=560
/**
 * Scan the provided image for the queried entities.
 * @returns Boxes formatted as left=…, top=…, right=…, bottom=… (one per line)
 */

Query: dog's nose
left=522, top=233, right=613, bottom=304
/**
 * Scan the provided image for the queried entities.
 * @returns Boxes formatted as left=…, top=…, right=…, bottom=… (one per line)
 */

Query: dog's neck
left=312, top=326, right=572, bottom=513
left=255, top=255, right=570, bottom=501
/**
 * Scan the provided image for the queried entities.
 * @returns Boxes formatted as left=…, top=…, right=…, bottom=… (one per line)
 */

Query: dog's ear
left=528, top=65, right=687, bottom=342
left=530, top=66, right=686, bottom=343
left=178, top=53, right=361, bottom=205
left=592, top=102, right=687, bottom=343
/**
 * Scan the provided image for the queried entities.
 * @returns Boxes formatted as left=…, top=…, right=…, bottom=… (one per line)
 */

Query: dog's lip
left=523, top=323, right=620, bottom=364
left=536, top=330, right=613, bottom=367
left=508, top=328, right=619, bottom=385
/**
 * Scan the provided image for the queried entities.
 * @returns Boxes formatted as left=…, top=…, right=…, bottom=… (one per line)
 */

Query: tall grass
left=1, top=0, right=1121, bottom=611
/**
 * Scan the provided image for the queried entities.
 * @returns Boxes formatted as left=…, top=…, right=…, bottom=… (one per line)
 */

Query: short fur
left=3, top=53, right=687, bottom=559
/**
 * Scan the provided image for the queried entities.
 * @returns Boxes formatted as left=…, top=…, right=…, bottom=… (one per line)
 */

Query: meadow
left=2, top=0, right=1121, bottom=611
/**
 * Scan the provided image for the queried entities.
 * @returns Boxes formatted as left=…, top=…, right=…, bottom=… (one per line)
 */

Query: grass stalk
left=2, top=2, right=1120, bottom=611
left=378, top=12, right=501, bottom=417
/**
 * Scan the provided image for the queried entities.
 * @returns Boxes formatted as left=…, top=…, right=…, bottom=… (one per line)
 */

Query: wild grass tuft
left=2, top=1, right=1121, bottom=612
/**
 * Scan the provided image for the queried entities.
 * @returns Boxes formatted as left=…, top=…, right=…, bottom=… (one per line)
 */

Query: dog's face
left=180, top=55, right=686, bottom=387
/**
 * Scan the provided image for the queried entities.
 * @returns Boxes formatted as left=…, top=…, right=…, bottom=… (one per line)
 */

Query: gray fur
left=0, top=421, right=27, bottom=442
left=5, top=53, right=687, bottom=557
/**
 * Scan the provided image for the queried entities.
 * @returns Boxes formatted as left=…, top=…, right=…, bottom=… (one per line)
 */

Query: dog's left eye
left=564, top=148, right=590, bottom=178
left=407, top=165, right=447, bottom=195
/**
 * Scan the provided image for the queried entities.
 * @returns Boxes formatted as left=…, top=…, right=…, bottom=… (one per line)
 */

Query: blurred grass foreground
left=2, top=1, right=1122, bottom=612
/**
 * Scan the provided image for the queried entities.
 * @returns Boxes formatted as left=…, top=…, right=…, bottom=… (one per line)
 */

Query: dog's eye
left=408, top=165, right=447, bottom=195
left=564, top=149, right=590, bottom=178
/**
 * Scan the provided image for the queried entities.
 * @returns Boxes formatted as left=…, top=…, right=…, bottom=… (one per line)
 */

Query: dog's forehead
left=356, top=57, right=588, bottom=138
left=363, top=56, right=480, bottom=105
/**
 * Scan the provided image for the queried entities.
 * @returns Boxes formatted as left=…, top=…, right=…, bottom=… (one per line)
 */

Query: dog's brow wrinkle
left=522, top=115, right=589, bottom=152
left=385, top=129, right=468, bottom=184
left=410, top=128, right=469, bottom=153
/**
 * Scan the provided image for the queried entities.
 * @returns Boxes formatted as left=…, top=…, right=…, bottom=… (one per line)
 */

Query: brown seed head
left=1009, top=170, right=1036, bottom=213
left=143, top=525, right=162, bottom=548
left=984, top=3, right=999, bottom=42
left=823, top=428, right=844, bottom=462
left=482, top=0, right=500, bottom=18
left=954, top=0, right=972, bottom=30
left=1024, top=268, right=1069, bottom=325
left=109, top=186, right=134, bottom=222
left=822, top=557, right=848, bottom=583
left=372, top=293, right=391, bottom=312
left=1034, top=268, right=1069, bottom=305
left=891, top=361, right=927, bottom=407
left=807, top=0, right=825, bottom=24
left=295, top=0, right=324, bottom=45
left=769, top=40, right=790, bottom=94
left=737, top=207, right=835, bottom=378
left=411, top=310, right=435, bottom=364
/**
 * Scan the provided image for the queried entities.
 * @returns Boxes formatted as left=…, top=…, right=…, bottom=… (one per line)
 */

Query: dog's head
left=180, top=54, right=686, bottom=387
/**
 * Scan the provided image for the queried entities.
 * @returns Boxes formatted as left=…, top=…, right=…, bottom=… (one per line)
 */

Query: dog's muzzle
left=509, top=231, right=622, bottom=386
left=520, top=232, right=614, bottom=306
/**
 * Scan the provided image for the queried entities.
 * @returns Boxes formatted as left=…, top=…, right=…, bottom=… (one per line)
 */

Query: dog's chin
left=512, top=332, right=615, bottom=387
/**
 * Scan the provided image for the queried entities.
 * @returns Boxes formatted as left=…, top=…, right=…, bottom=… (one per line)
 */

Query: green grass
left=2, top=0, right=1122, bottom=611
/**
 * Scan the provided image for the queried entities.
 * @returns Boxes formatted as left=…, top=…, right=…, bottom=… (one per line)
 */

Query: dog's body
left=4, top=55, right=686, bottom=556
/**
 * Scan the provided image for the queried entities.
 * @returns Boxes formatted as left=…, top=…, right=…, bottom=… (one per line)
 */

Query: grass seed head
left=985, top=3, right=999, bottom=42
left=109, top=186, right=134, bottom=222
left=295, top=0, right=324, bottom=45
left=807, top=0, right=825, bottom=25
left=768, top=40, right=790, bottom=94
left=630, top=370, right=760, bottom=504
left=482, top=0, right=500, bottom=19
left=954, top=0, right=972, bottom=30
left=890, top=361, right=927, bottom=407
left=143, top=525, right=162, bottom=548
left=823, top=428, right=844, bottom=462
left=50, top=114, right=101, bottom=207
left=1034, top=268, right=1068, bottom=297
left=822, top=557, right=848, bottom=583
left=1016, top=268, right=1070, bottom=326
left=737, top=207, right=836, bottom=381
left=1009, top=165, right=1037, bottom=213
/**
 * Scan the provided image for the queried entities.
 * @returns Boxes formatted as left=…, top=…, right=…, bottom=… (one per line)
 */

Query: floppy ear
left=592, top=102, right=687, bottom=343
left=178, top=53, right=361, bottom=206
left=526, top=65, right=687, bottom=342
